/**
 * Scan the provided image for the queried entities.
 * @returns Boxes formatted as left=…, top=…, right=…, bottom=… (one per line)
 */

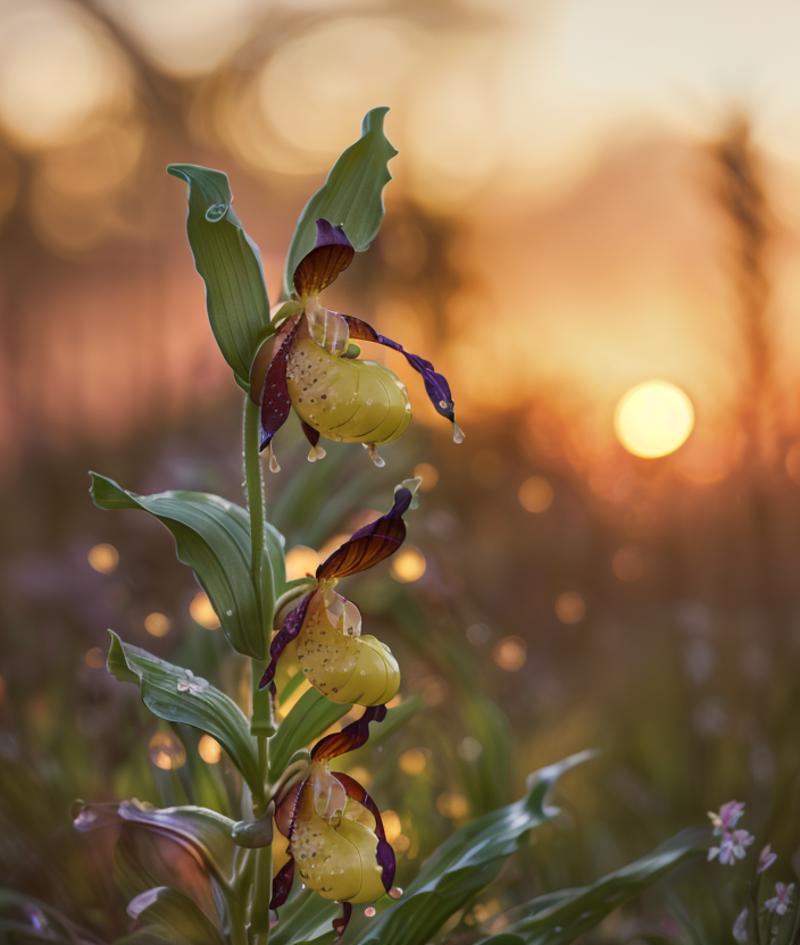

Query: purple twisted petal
left=333, top=902, right=353, bottom=939
left=270, top=858, right=295, bottom=910
left=259, top=319, right=301, bottom=451
left=343, top=315, right=457, bottom=423
left=333, top=772, right=396, bottom=892
left=258, top=592, right=313, bottom=690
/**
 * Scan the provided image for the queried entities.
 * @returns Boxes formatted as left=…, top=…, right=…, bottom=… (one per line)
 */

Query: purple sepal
left=260, top=321, right=301, bottom=451
left=293, top=219, right=355, bottom=297
left=311, top=705, right=387, bottom=761
left=333, top=902, right=353, bottom=939
left=344, top=315, right=456, bottom=422
left=270, top=858, right=295, bottom=910
left=258, top=593, right=313, bottom=690
left=333, top=773, right=396, bottom=892
left=301, top=420, right=320, bottom=447
left=316, top=488, right=412, bottom=580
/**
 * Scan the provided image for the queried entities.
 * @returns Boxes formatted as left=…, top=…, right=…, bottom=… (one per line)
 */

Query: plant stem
left=243, top=395, right=273, bottom=945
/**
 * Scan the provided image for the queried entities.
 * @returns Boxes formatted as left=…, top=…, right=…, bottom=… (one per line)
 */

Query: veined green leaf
left=168, top=163, right=271, bottom=389
left=107, top=631, right=260, bottom=792
left=123, top=887, right=224, bottom=945
left=75, top=799, right=235, bottom=925
left=90, top=472, right=285, bottom=659
left=270, top=888, right=337, bottom=945
left=283, top=107, right=397, bottom=296
left=474, top=831, right=702, bottom=945
left=269, top=689, right=351, bottom=780
left=343, top=752, right=594, bottom=945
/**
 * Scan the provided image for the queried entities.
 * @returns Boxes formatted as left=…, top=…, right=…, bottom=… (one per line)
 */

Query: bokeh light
left=285, top=545, right=322, bottom=582
left=189, top=592, right=220, bottom=630
left=554, top=591, right=586, bottom=625
left=611, top=545, right=645, bottom=582
left=0, top=2, right=130, bottom=149
left=148, top=731, right=187, bottom=771
left=614, top=380, right=695, bottom=459
left=87, top=543, right=118, bottom=574
left=436, top=792, right=469, bottom=820
left=197, top=734, right=222, bottom=765
left=399, top=748, right=428, bottom=775
left=83, top=647, right=104, bottom=669
left=143, top=612, right=171, bottom=638
left=517, top=475, right=554, bottom=514
left=413, top=462, right=440, bottom=491
left=381, top=810, right=402, bottom=843
left=390, top=547, right=427, bottom=583
left=492, top=636, right=527, bottom=671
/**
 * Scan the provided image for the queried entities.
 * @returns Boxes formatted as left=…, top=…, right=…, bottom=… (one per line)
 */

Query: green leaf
left=270, top=888, right=337, bottom=945
left=107, top=631, right=260, bottom=792
left=168, top=163, right=271, bottom=388
left=343, top=752, right=594, bottom=945
left=474, top=832, right=702, bottom=945
left=269, top=689, right=351, bottom=780
left=90, top=472, right=285, bottom=659
left=124, top=887, right=224, bottom=945
left=283, top=107, right=397, bottom=296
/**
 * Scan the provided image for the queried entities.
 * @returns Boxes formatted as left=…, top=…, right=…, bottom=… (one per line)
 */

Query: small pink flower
left=765, top=882, right=793, bottom=916
left=732, top=907, right=749, bottom=943
left=708, top=828, right=755, bottom=865
left=758, top=844, right=777, bottom=874
left=708, top=800, right=746, bottom=837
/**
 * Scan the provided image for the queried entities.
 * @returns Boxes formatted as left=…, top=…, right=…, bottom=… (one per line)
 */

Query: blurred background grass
left=2, top=0, right=800, bottom=941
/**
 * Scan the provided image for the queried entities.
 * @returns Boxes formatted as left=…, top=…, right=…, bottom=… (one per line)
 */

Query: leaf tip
left=362, top=106, right=399, bottom=158
left=166, top=163, right=190, bottom=183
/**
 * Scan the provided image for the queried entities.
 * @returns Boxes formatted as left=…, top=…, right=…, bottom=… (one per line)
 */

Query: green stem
left=243, top=396, right=273, bottom=944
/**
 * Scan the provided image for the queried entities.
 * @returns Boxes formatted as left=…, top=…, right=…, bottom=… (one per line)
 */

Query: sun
left=614, top=380, right=695, bottom=459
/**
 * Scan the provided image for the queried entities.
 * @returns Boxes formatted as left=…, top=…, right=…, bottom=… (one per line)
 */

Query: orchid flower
left=258, top=219, right=463, bottom=469
left=259, top=484, right=415, bottom=705
left=270, top=706, right=398, bottom=937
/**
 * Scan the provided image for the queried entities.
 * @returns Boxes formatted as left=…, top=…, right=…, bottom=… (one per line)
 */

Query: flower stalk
left=244, top=395, right=274, bottom=941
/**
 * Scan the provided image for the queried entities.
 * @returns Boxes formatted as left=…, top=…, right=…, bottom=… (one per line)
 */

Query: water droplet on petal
left=452, top=423, right=465, bottom=445
left=268, top=445, right=281, bottom=474
left=307, top=444, right=327, bottom=463
left=389, top=886, right=403, bottom=899
left=364, top=906, right=377, bottom=918
left=365, top=444, right=386, bottom=468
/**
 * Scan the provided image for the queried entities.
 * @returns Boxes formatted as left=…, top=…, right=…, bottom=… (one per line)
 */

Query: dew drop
left=389, top=886, right=403, bottom=899
left=268, top=445, right=281, bottom=474
left=204, top=202, right=229, bottom=223
left=452, top=423, right=465, bottom=445
left=364, top=906, right=377, bottom=918
left=307, top=444, right=327, bottom=463
left=365, top=444, right=386, bottom=468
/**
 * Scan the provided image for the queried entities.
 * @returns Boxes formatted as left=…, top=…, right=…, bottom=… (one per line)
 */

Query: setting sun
left=614, top=380, right=694, bottom=459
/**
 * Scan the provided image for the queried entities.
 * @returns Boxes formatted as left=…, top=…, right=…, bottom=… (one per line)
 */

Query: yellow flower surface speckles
left=297, top=588, right=400, bottom=706
left=291, top=763, right=386, bottom=903
left=286, top=335, right=412, bottom=445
